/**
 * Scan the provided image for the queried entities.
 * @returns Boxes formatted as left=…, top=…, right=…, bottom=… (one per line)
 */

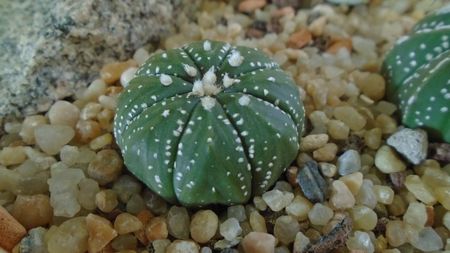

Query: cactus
left=382, top=5, right=450, bottom=142
left=114, top=40, right=304, bottom=206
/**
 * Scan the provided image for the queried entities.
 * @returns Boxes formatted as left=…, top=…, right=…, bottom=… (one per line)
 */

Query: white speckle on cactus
left=201, top=96, right=216, bottom=111
left=162, top=53, right=167, bottom=58
left=238, top=95, right=250, bottom=106
left=162, top=109, right=170, bottom=118
left=160, top=74, right=173, bottom=86
left=155, top=175, right=161, bottom=183
left=267, top=77, right=276, bottom=82
left=441, top=107, right=448, bottom=112
left=228, top=50, right=244, bottom=67
left=203, top=40, right=212, bottom=51
left=182, top=64, right=197, bottom=78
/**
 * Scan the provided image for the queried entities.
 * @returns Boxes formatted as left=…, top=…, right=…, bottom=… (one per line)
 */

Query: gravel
left=0, top=1, right=449, bottom=252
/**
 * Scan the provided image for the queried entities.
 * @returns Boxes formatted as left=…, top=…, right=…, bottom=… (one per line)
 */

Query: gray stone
left=337, top=149, right=361, bottom=176
left=387, top=128, right=428, bottom=165
left=0, top=0, right=199, bottom=116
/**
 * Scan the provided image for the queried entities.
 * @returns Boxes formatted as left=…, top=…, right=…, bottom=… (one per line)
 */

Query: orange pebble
left=100, top=60, right=137, bottom=85
left=326, top=38, right=352, bottom=54
left=288, top=28, right=312, bottom=49
left=0, top=206, right=26, bottom=251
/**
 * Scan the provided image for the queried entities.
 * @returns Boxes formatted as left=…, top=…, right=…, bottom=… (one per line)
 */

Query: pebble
left=153, top=239, right=171, bottom=253
left=48, top=166, right=85, bottom=217
left=262, top=189, right=294, bottom=212
left=143, top=189, right=168, bottom=215
left=238, top=0, right=267, bottom=13
left=113, top=175, right=142, bottom=203
left=114, top=213, right=143, bottom=235
left=200, top=247, right=212, bottom=253
left=293, top=232, right=310, bottom=253
left=374, top=145, right=406, bottom=174
left=227, top=205, right=247, bottom=222
left=166, top=240, right=199, bottom=253
left=326, top=38, right=353, bottom=54
left=308, top=203, right=333, bottom=226
left=355, top=179, right=377, bottom=209
left=11, top=194, right=52, bottom=229
left=297, top=161, right=328, bottom=203
left=333, top=106, right=367, bottom=131
left=273, top=181, right=293, bottom=193
left=47, top=217, right=88, bottom=253
left=75, top=120, right=102, bottom=144
left=346, top=231, right=374, bottom=253
left=0, top=206, right=26, bottom=251
left=354, top=72, right=386, bottom=101
left=327, top=120, right=350, bottom=140
left=299, top=134, right=329, bottom=151
left=330, top=180, right=356, bottom=210
left=337, top=149, right=361, bottom=176
left=59, top=145, right=79, bottom=166
left=190, top=210, right=218, bottom=243
left=404, top=175, right=437, bottom=205
left=403, top=202, right=427, bottom=229
left=95, top=189, right=119, bottom=213
left=409, top=227, right=443, bottom=252
left=83, top=79, right=107, bottom=101
left=340, top=172, right=363, bottom=196
left=220, top=218, right=242, bottom=241
left=373, top=185, right=394, bottom=205
left=86, top=214, right=118, bottom=253
left=285, top=195, right=312, bottom=221
left=18, top=227, right=47, bottom=253
left=241, top=232, right=276, bottom=253
left=19, top=115, right=48, bottom=144
left=375, top=114, right=397, bottom=135
left=77, top=178, right=100, bottom=211
left=34, top=124, right=75, bottom=155
left=89, top=133, right=113, bottom=150
left=443, top=212, right=450, bottom=230
left=126, top=193, right=146, bottom=214
left=145, top=217, right=168, bottom=241
left=249, top=211, right=267, bottom=233
left=111, top=234, right=137, bottom=251
left=167, top=206, right=190, bottom=239
left=351, top=205, right=377, bottom=231
left=364, top=128, right=382, bottom=150
left=88, top=149, right=123, bottom=185
left=309, top=16, right=327, bottom=36
left=386, top=220, right=407, bottom=247
left=0, top=146, right=27, bottom=166
left=253, top=196, right=267, bottom=211
left=80, top=102, right=102, bottom=120
left=274, top=215, right=300, bottom=245
left=48, top=100, right=80, bottom=128
left=313, top=143, right=338, bottom=162
left=288, top=28, right=312, bottom=49
left=100, top=60, right=137, bottom=85
left=319, top=162, right=337, bottom=177
left=386, top=128, right=428, bottom=165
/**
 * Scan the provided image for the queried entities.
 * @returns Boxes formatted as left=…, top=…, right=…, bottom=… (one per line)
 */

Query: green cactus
left=114, top=40, right=304, bottom=206
left=382, top=5, right=450, bottom=143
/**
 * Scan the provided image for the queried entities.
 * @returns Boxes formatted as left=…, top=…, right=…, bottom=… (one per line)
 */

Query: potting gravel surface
left=1, top=0, right=450, bottom=253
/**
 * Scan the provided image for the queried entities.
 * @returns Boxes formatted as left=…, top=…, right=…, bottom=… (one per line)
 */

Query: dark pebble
left=297, top=160, right=328, bottom=203
left=429, top=143, right=450, bottom=164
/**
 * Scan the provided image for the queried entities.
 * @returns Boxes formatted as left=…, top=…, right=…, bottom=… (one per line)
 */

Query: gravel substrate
left=1, top=0, right=450, bottom=253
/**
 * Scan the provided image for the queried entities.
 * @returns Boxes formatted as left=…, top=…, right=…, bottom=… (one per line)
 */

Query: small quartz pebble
left=350, top=205, right=377, bottom=231
left=0, top=206, right=26, bottom=251
left=18, top=227, right=47, bottom=253
left=297, top=161, right=328, bottom=203
left=330, top=180, right=356, bottom=210
left=34, top=124, right=75, bottom=155
left=386, top=220, right=407, bottom=247
left=308, top=203, right=333, bottom=226
left=11, top=194, right=52, bottom=229
left=227, top=205, right=247, bottom=222
left=346, top=231, right=374, bottom=253
left=337, top=149, right=361, bottom=176
left=327, top=120, right=350, bottom=140
left=110, top=234, right=137, bottom=251
left=404, top=175, right=437, bottom=205
left=220, top=218, right=242, bottom=241
left=145, top=217, right=168, bottom=241
left=319, top=163, right=337, bottom=177
left=47, top=217, right=88, bottom=253
left=153, top=239, right=171, bottom=253
left=86, top=214, right=118, bottom=253
left=340, top=172, right=363, bottom=196
left=313, top=143, right=338, bottom=162
left=48, top=100, right=80, bottom=127
left=403, top=202, right=427, bottom=229
left=166, top=240, right=200, bottom=253
left=386, top=128, right=428, bottom=165
left=262, top=189, right=294, bottom=212
left=293, top=232, right=310, bottom=253
left=274, top=215, right=300, bottom=245
left=299, top=134, right=329, bottom=151
left=333, top=106, right=367, bottom=131
left=167, top=206, right=190, bottom=239
left=373, top=185, right=394, bottom=205
left=355, top=179, right=377, bottom=209
left=114, top=213, right=143, bottom=235
left=409, top=227, right=443, bottom=252
left=286, top=195, right=312, bottom=221
left=241, top=232, right=276, bottom=253
left=288, top=28, right=312, bottom=49
left=190, top=210, right=218, bottom=243
left=95, top=189, right=119, bottom=213
left=238, top=0, right=267, bottom=13
left=249, top=211, right=267, bottom=233
left=0, top=146, right=27, bottom=166
left=88, top=149, right=123, bottom=185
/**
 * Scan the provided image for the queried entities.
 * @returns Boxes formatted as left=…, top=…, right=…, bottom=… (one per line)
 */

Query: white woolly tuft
left=202, top=67, right=217, bottom=86
left=201, top=96, right=216, bottom=111
left=228, top=50, right=244, bottom=67
left=192, top=80, right=204, bottom=96
left=203, top=40, right=212, bottom=51
left=223, top=73, right=240, bottom=88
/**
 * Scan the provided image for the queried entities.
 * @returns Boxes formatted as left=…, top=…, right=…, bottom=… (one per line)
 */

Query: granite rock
left=0, top=0, right=199, bottom=116
left=387, top=128, right=428, bottom=165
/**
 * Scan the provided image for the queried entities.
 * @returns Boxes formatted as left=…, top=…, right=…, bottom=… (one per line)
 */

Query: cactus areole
left=114, top=40, right=305, bottom=206
left=382, top=5, right=450, bottom=143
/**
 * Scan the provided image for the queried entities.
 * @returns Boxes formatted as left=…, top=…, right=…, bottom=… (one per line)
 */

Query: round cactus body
left=114, top=40, right=304, bottom=206
left=382, top=5, right=450, bottom=142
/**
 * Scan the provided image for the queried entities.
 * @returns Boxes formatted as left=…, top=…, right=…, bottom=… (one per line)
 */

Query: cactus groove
left=114, top=40, right=304, bottom=206
left=382, top=5, right=450, bottom=143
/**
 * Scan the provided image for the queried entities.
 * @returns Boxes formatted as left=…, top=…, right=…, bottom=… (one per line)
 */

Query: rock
left=77, top=178, right=100, bottom=211
left=110, top=234, right=137, bottom=251
left=355, top=179, right=377, bottom=209
left=300, top=134, right=329, bottom=151
left=47, top=217, right=88, bottom=253
left=403, top=202, right=427, bottom=229
left=333, top=106, right=367, bottom=131
left=346, top=231, right=374, bottom=253
left=404, top=175, right=437, bottom=205
left=145, top=217, right=168, bottom=241
left=319, top=162, right=337, bottom=177
left=0, top=146, right=27, bottom=166
left=241, top=232, right=276, bottom=253
left=112, top=175, right=142, bottom=203
left=249, top=211, right=267, bottom=233
left=153, top=239, right=171, bottom=253
left=262, top=189, right=294, bottom=212
left=297, top=161, right=328, bottom=203
left=95, top=189, right=119, bottom=213
left=0, top=0, right=200, bottom=116
left=48, top=100, right=80, bottom=128
left=340, top=172, right=363, bottom=196
left=286, top=195, right=312, bottom=221
left=167, top=206, right=190, bottom=239
left=238, top=0, right=267, bottom=13
left=350, top=205, right=377, bottom=231
left=293, top=232, right=310, bottom=253
left=227, top=205, right=247, bottom=222
left=337, top=150, right=361, bottom=176
left=330, top=180, right=356, bottom=209
left=387, top=128, right=428, bottom=165
left=409, top=227, right=443, bottom=252
left=86, top=214, right=118, bottom=253
left=0, top=206, right=27, bottom=251
left=114, top=213, right=143, bottom=235
left=274, top=215, right=300, bottom=245
left=308, top=203, right=333, bottom=226
left=18, top=227, right=47, bottom=253
left=87, top=149, right=123, bottom=185
left=288, top=28, right=313, bottom=49
left=11, top=194, right=53, bottom=229
left=220, top=218, right=242, bottom=241
left=190, top=210, right=218, bottom=244
left=34, top=124, right=75, bottom=155
left=429, top=143, right=450, bottom=163
left=166, top=240, right=200, bottom=253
